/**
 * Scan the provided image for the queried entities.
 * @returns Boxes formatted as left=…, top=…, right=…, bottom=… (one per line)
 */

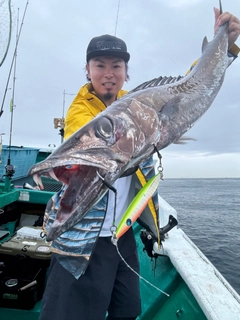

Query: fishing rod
left=0, top=0, right=29, bottom=118
left=3, top=1, right=29, bottom=181
left=54, top=90, right=76, bottom=144
left=3, top=7, right=20, bottom=180
left=114, top=0, right=120, bottom=36
left=7, top=6, right=19, bottom=168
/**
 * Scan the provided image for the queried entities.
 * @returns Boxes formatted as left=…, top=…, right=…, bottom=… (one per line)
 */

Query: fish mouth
left=31, top=157, right=118, bottom=241
left=34, top=164, right=103, bottom=216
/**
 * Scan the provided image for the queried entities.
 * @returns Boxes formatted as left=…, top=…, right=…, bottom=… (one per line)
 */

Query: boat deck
left=0, top=186, right=239, bottom=319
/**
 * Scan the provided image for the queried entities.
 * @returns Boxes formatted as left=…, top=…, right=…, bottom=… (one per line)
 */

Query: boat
left=0, top=148, right=239, bottom=320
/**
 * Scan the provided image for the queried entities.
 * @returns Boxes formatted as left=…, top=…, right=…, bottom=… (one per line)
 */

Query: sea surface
left=158, top=178, right=240, bottom=295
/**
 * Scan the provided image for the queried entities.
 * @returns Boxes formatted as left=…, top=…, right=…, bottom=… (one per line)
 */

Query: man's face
left=86, top=56, right=127, bottom=106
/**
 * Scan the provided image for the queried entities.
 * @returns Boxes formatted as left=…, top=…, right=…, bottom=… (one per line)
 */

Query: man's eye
left=95, top=117, right=113, bottom=138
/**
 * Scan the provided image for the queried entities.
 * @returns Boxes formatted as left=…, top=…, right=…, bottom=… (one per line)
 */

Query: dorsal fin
left=173, top=136, right=197, bottom=145
left=202, top=36, right=209, bottom=52
left=128, top=75, right=183, bottom=94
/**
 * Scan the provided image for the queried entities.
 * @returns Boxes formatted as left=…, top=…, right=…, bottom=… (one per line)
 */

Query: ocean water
left=158, top=178, right=240, bottom=295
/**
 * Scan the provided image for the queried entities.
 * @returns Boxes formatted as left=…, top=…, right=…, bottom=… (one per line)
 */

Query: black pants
left=106, top=317, right=136, bottom=320
left=40, top=228, right=141, bottom=320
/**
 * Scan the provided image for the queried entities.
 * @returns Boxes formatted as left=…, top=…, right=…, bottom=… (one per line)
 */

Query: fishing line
left=0, top=0, right=12, bottom=67
left=96, top=170, right=118, bottom=230
left=114, top=240, right=169, bottom=297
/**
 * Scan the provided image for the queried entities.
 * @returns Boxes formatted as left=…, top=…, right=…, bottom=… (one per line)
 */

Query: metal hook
left=96, top=171, right=117, bottom=193
left=153, top=145, right=164, bottom=178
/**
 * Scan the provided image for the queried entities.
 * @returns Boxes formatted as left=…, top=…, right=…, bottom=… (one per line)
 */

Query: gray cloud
left=0, top=0, right=239, bottom=177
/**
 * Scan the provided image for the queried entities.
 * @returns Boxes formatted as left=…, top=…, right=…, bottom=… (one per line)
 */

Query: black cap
left=86, top=34, right=130, bottom=63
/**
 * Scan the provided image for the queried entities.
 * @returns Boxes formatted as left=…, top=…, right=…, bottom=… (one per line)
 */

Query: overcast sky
left=0, top=0, right=240, bottom=178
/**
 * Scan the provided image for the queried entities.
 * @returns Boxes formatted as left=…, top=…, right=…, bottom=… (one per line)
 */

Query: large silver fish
left=29, top=4, right=232, bottom=241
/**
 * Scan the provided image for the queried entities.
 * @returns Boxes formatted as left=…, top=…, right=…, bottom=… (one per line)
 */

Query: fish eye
left=95, top=117, right=113, bottom=138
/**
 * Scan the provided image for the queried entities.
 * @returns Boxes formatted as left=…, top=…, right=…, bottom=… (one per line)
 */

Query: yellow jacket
left=64, top=83, right=128, bottom=139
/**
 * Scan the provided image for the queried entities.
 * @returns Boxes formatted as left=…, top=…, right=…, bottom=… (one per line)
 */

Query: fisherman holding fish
left=39, top=7, right=240, bottom=320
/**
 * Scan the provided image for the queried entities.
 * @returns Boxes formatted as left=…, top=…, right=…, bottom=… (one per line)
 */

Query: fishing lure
left=111, top=172, right=170, bottom=297
left=112, top=172, right=161, bottom=244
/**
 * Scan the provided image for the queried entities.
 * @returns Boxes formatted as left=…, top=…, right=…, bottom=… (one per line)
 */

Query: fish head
left=28, top=98, right=160, bottom=240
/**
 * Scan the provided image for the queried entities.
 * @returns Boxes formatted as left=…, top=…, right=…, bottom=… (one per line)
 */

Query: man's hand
left=214, top=7, right=240, bottom=49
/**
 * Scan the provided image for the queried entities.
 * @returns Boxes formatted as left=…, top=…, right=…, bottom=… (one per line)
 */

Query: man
left=40, top=9, right=240, bottom=320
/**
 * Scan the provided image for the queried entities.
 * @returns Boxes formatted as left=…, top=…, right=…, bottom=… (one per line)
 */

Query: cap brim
left=87, top=50, right=130, bottom=63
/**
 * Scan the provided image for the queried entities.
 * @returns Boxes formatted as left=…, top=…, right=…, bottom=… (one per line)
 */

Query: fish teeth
left=49, top=169, right=59, bottom=181
left=33, top=174, right=44, bottom=190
